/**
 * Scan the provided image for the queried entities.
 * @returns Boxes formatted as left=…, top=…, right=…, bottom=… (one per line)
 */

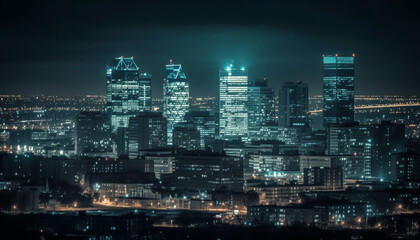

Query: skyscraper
left=139, top=72, right=152, bottom=112
left=371, top=121, right=406, bottom=182
left=106, top=57, right=144, bottom=132
left=163, top=61, right=190, bottom=145
left=327, top=123, right=372, bottom=179
left=279, top=81, right=309, bottom=128
left=323, top=54, right=355, bottom=127
left=127, top=112, right=167, bottom=159
left=219, top=62, right=248, bottom=141
left=248, top=78, right=276, bottom=140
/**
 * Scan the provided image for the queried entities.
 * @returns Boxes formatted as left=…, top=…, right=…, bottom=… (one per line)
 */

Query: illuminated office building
left=185, top=111, right=216, bottom=150
left=172, top=122, right=201, bottom=151
left=139, top=72, right=152, bottom=111
left=327, top=123, right=372, bottom=179
left=323, top=54, right=355, bottom=127
left=106, top=57, right=145, bottom=132
left=163, top=61, right=190, bottom=145
left=219, top=63, right=248, bottom=141
left=279, top=81, right=309, bottom=128
left=248, top=78, right=276, bottom=140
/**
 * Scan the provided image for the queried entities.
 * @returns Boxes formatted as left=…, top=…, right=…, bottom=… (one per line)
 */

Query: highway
left=309, top=102, right=420, bottom=114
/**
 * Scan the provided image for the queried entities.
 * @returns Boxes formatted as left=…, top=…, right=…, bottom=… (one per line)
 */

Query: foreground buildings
left=371, top=121, right=406, bottom=181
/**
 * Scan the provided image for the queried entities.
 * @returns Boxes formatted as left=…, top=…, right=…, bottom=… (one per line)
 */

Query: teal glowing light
left=163, top=62, right=190, bottom=145
left=219, top=62, right=249, bottom=141
left=241, top=67, right=245, bottom=71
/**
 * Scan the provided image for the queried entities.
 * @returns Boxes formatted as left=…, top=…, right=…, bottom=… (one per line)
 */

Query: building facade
left=174, top=154, right=244, bottom=192
left=219, top=63, right=248, bottom=141
left=76, top=111, right=113, bottom=157
left=248, top=78, right=276, bottom=140
left=323, top=55, right=355, bottom=127
left=106, top=57, right=145, bottom=132
left=127, top=112, right=167, bottom=159
left=327, top=123, right=372, bottom=179
left=172, top=122, right=201, bottom=151
left=279, top=81, right=309, bottom=128
left=163, top=62, right=190, bottom=145
left=392, top=152, right=420, bottom=182
left=184, top=111, right=216, bottom=150
left=303, top=167, right=343, bottom=190
left=139, top=72, right=152, bottom=111
left=371, top=121, right=406, bottom=182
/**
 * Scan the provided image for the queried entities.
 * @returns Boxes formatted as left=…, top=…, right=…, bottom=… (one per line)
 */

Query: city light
left=2, top=1, right=420, bottom=238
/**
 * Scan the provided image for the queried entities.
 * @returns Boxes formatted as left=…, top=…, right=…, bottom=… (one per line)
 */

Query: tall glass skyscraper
left=163, top=61, right=190, bottom=145
left=219, top=63, right=248, bottom=141
left=106, top=57, right=148, bottom=132
left=279, top=81, right=309, bottom=128
left=248, top=78, right=276, bottom=141
left=139, top=72, right=152, bottom=112
left=323, top=54, right=355, bottom=127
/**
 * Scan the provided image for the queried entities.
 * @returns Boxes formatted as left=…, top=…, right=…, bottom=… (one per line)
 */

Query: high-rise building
left=139, top=72, right=152, bottom=112
left=323, top=54, right=355, bottom=127
left=371, top=121, right=406, bottom=182
left=327, top=123, right=372, bottom=179
left=248, top=78, right=277, bottom=140
left=127, top=112, right=167, bottom=159
left=163, top=61, right=189, bottom=145
left=219, top=62, right=248, bottom=141
left=106, top=57, right=144, bottom=132
left=172, top=122, right=201, bottom=151
left=279, top=81, right=309, bottom=128
left=76, top=112, right=113, bottom=157
left=184, top=111, right=216, bottom=150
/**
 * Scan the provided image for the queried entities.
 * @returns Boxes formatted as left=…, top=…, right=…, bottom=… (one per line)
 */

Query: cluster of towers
left=105, top=54, right=356, bottom=148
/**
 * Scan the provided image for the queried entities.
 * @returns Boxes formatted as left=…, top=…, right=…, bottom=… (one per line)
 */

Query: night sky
left=1, top=0, right=419, bottom=98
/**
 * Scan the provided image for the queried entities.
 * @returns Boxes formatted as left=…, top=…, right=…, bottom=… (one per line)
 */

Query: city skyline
left=1, top=1, right=420, bottom=97
left=2, top=1, right=420, bottom=239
